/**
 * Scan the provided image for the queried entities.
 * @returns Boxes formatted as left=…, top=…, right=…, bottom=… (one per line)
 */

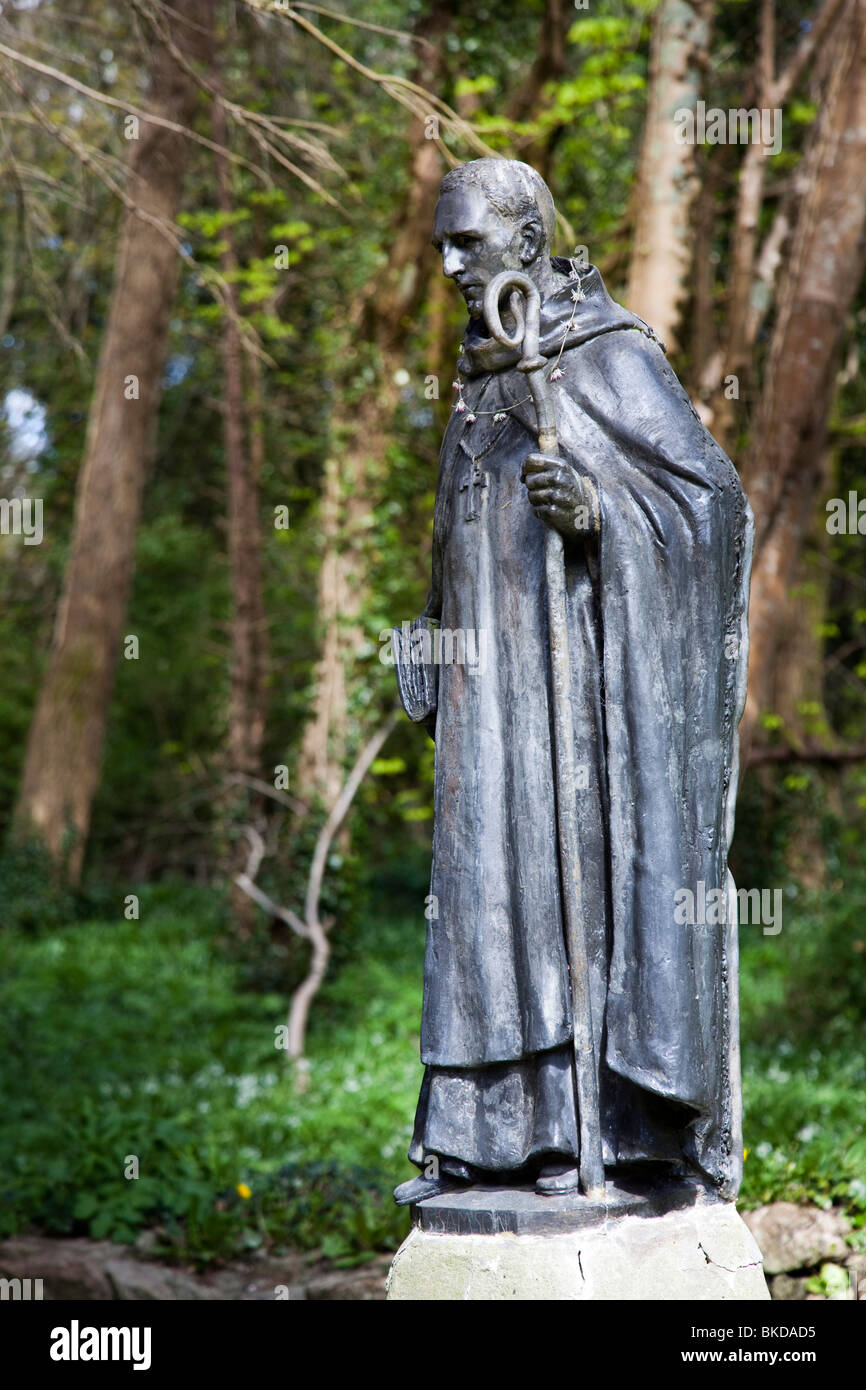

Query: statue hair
left=439, top=159, right=555, bottom=248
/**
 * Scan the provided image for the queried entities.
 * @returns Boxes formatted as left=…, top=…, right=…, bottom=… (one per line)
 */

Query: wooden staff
left=483, top=270, right=605, bottom=1200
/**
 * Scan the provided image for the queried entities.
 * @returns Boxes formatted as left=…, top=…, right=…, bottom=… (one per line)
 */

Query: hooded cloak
left=400, top=260, right=753, bottom=1197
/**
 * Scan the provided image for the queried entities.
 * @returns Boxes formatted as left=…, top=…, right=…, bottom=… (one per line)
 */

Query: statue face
left=432, top=186, right=527, bottom=319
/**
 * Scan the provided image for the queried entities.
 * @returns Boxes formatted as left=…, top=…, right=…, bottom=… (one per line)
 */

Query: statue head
left=432, top=158, right=556, bottom=320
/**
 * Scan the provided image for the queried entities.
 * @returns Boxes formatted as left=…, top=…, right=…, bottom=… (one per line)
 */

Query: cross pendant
left=459, top=460, right=489, bottom=523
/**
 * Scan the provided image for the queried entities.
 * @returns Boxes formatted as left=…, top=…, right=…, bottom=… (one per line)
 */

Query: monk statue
left=391, top=158, right=753, bottom=1208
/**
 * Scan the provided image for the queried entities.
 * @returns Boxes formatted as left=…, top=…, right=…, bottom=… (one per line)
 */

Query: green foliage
left=2, top=857, right=863, bottom=1264
left=0, top=838, right=76, bottom=933
left=738, top=865, right=866, bottom=1226
left=806, top=1263, right=851, bottom=1299
left=0, top=885, right=420, bottom=1263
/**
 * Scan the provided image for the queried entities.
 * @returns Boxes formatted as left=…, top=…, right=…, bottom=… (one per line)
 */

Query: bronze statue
left=392, top=158, right=753, bottom=1209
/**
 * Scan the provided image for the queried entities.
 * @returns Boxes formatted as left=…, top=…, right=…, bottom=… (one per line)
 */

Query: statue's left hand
left=522, top=453, right=600, bottom=539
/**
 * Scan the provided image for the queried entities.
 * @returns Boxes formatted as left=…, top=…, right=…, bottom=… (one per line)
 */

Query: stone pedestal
left=386, top=1179, right=770, bottom=1301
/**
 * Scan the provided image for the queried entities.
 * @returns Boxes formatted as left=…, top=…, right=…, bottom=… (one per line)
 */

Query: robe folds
left=402, top=260, right=753, bottom=1198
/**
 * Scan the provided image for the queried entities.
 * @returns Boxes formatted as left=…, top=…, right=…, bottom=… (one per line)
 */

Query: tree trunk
left=626, top=0, right=714, bottom=354
left=741, top=0, right=866, bottom=760
left=212, top=98, right=269, bottom=783
left=709, top=0, right=774, bottom=450
left=13, top=0, right=207, bottom=881
left=505, top=0, right=574, bottom=183
left=210, top=68, right=270, bottom=935
left=295, top=0, right=577, bottom=809
left=710, top=0, right=847, bottom=451
left=295, top=1, right=450, bottom=808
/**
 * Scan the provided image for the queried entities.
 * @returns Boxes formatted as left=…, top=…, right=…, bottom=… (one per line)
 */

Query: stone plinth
left=386, top=1181, right=770, bottom=1301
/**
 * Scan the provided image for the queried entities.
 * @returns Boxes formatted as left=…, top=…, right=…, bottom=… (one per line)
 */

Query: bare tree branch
left=0, top=115, right=89, bottom=358
left=746, top=191, right=794, bottom=345
left=132, top=0, right=347, bottom=200
left=748, top=743, right=866, bottom=766
left=230, top=710, right=400, bottom=1074
left=290, top=3, right=427, bottom=47
left=241, top=0, right=502, bottom=166
left=772, top=0, right=847, bottom=106
left=235, top=826, right=311, bottom=938
left=304, top=709, right=399, bottom=929
left=0, top=54, right=275, bottom=367
left=224, top=771, right=309, bottom=818
left=0, top=37, right=275, bottom=187
left=289, top=709, right=399, bottom=1068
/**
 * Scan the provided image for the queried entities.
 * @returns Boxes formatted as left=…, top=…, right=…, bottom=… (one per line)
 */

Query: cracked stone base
left=386, top=1198, right=770, bottom=1300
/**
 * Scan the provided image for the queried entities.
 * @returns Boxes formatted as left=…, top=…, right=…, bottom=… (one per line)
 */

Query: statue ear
left=518, top=218, right=544, bottom=265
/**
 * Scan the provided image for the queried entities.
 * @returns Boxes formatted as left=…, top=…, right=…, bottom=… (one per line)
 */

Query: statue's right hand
left=522, top=453, right=600, bottom=538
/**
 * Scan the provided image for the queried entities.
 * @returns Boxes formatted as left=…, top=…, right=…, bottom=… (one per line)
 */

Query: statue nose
left=442, top=246, right=464, bottom=278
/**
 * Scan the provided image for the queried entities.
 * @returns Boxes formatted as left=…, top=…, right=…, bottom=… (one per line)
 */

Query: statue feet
left=535, top=1161, right=581, bottom=1195
left=393, top=1157, right=475, bottom=1206
left=393, top=1173, right=454, bottom=1205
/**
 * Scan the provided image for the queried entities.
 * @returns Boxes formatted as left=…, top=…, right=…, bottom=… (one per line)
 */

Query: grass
left=738, top=872, right=866, bottom=1229
left=0, top=867, right=863, bottom=1265
left=0, top=881, right=422, bottom=1265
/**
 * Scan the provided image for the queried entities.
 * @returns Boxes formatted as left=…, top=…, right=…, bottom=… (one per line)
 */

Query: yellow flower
left=236, top=1182, right=252, bottom=1200
left=743, top=1148, right=749, bottom=1161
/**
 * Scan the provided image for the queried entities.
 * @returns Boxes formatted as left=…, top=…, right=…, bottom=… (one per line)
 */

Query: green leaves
left=0, top=889, right=420, bottom=1262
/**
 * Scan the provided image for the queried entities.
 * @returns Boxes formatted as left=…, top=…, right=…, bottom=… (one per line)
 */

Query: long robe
left=401, top=260, right=753, bottom=1199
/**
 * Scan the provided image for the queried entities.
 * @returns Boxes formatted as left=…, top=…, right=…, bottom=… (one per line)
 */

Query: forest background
left=1, top=0, right=865, bottom=1270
